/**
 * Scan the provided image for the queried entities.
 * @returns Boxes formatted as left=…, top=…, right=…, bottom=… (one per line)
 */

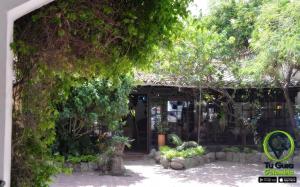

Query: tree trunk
left=282, top=85, right=298, bottom=134
left=197, top=86, right=202, bottom=144
left=242, top=131, right=247, bottom=146
left=280, top=66, right=298, bottom=137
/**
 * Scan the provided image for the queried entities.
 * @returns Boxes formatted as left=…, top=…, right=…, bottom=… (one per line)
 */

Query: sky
left=189, top=0, right=210, bottom=16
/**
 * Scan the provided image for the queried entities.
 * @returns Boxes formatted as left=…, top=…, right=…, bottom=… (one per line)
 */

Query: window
left=167, top=101, right=187, bottom=123
left=151, top=106, right=161, bottom=130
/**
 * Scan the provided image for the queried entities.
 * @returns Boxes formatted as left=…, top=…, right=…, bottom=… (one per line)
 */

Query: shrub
left=223, top=146, right=255, bottom=153
left=67, top=155, right=98, bottom=164
left=54, top=76, right=133, bottom=157
left=111, top=135, right=133, bottom=148
left=168, top=133, right=183, bottom=146
left=176, top=141, right=198, bottom=151
left=160, top=145, right=205, bottom=160
left=11, top=0, right=191, bottom=185
left=159, top=145, right=172, bottom=152
left=223, top=146, right=240, bottom=153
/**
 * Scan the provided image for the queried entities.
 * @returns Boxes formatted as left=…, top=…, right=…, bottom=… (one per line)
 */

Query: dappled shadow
left=51, top=169, right=146, bottom=187
left=126, top=159, right=300, bottom=187
left=153, top=162, right=264, bottom=187
left=51, top=159, right=300, bottom=187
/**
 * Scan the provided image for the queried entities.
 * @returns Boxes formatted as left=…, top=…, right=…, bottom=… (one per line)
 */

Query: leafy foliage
left=54, top=76, right=133, bottom=156
left=206, top=0, right=263, bottom=58
left=248, top=0, right=300, bottom=78
left=223, top=146, right=255, bottom=153
left=150, top=1, right=266, bottom=145
left=159, top=145, right=205, bottom=160
left=223, top=146, right=241, bottom=153
left=111, top=135, right=133, bottom=148
left=152, top=0, right=264, bottom=87
left=157, top=121, right=169, bottom=134
left=176, top=141, right=199, bottom=151
left=11, top=0, right=191, bottom=186
left=168, top=133, right=183, bottom=146
left=245, top=0, right=300, bottom=133
left=66, top=155, right=98, bottom=164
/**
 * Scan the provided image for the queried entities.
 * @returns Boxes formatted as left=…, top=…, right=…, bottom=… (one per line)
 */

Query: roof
left=134, top=71, right=197, bottom=88
left=134, top=71, right=300, bottom=89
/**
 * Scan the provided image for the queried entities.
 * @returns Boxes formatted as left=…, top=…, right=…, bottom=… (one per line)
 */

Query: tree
left=152, top=0, right=264, bottom=145
left=205, top=0, right=263, bottom=59
left=246, top=0, right=300, bottom=135
left=11, top=0, right=192, bottom=186
left=55, top=76, right=133, bottom=157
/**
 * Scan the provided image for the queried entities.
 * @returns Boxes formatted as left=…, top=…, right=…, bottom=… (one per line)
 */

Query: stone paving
left=51, top=159, right=300, bottom=187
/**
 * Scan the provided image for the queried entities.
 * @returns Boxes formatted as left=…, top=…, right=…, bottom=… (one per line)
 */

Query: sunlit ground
left=51, top=160, right=300, bottom=187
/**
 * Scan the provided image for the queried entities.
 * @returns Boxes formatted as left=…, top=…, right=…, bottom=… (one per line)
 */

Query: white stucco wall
left=0, top=1, right=54, bottom=186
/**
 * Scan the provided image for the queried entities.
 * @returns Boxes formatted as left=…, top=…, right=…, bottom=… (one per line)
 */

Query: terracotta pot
left=158, top=134, right=166, bottom=147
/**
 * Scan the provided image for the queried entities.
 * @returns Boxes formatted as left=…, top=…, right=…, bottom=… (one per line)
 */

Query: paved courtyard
left=51, top=159, right=300, bottom=187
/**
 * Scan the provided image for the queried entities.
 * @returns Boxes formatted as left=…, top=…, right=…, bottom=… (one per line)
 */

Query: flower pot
left=158, top=134, right=166, bottom=147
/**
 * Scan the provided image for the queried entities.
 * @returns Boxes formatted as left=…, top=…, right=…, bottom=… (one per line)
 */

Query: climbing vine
left=11, top=0, right=191, bottom=186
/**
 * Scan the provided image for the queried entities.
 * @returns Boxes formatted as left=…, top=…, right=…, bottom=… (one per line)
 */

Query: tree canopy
left=149, top=0, right=299, bottom=144
left=10, top=0, right=300, bottom=186
left=152, top=0, right=264, bottom=88
left=247, top=0, right=300, bottom=80
left=55, top=76, right=133, bottom=157
left=11, top=0, right=191, bottom=186
left=246, top=0, right=300, bottom=132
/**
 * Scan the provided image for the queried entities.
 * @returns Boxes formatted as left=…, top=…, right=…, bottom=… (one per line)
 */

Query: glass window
left=151, top=106, right=161, bottom=130
left=167, top=101, right=186, bottom=123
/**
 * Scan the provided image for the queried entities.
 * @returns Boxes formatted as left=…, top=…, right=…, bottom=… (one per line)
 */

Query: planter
left=225, top=152, right=233, bottom=161
left=111, top=156, right=125, bottom=175
left=155, top=150, right=268, bottom=170
left=158, top=134, right=166, bottom=147
left=160, top=156, right=170, bottom=169
left=65, top=161, right=98, bottom=172
left=113, top=142, right=125, bottom=156
left=111, top=142, right=126, bottom=175
left=216, top=152, right=226, bottom=161
left=154, top=151, right=161, bottom=163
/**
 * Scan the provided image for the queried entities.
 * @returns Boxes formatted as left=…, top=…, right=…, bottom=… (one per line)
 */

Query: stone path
left=51, top=159, right=300, bottom=187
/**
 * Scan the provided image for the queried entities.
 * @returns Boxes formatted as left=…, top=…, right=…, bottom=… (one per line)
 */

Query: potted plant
left=111, top=135, right=132, bottom=156
left=157, top=121, right=168, bottom=147
left=110, top=135, right=133, bottom=175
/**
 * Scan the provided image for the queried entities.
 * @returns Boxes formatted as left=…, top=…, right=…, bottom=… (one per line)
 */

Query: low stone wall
left=65, top=161, right=98, bottom=172
left=152, top=150, right=300, bottom=170
left=65, top=157, right=126, bottom=175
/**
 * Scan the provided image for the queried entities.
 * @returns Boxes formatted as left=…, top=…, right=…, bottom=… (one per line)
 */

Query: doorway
left=124, top=95, right=148, bottom=153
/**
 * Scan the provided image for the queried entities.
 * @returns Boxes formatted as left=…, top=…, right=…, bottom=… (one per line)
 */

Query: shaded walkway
left=51, top=159, right=300, bottom=187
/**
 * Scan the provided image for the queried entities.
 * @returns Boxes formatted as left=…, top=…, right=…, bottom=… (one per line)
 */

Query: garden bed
left=64, top=155, right=99, bottom=172
left=151, top=147, right=300, bottom=170
left=65, top=161, right=98, bottom=172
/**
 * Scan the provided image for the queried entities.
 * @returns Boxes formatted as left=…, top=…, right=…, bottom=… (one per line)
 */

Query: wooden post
left=197, top=86, right=202, bottom=144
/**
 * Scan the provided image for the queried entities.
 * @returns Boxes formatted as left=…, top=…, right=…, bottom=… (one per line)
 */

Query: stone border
left=151, top=150, right=300, bottom=170
left=64, top=157, right=126, bottom=175
left=65, top=161, right=98, bottom=172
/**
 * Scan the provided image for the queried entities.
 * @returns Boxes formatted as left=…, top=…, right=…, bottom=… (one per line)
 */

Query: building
left=124, top=72, right=300, bottom=153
